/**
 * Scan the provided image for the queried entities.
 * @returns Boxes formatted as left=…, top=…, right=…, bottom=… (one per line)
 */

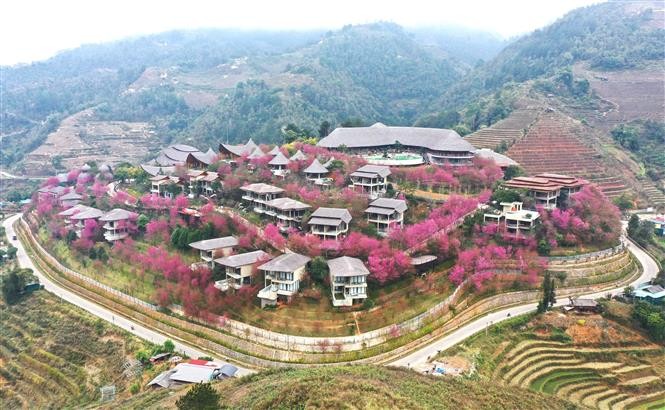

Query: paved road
left=3, top=214, right=254, bottom=376
left=390, top=237, right=660, bottom=368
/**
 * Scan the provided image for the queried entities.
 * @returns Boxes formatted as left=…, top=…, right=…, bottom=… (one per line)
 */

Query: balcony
left=103, top=230, right=128, bottom=242
left=214, top=280, right=229, bottom=291
left=257, top=284, right=278, bottom=301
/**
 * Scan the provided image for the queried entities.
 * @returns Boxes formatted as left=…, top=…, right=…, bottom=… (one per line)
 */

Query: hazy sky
left=1, top=0, right=602, bottom=65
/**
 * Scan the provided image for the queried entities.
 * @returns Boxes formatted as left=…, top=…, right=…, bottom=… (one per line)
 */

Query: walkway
left=2, top=214, right=254, bottom=376
left=389, top=236, right=659, bottom=368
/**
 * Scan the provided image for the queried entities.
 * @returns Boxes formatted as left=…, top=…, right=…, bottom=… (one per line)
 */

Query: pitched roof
left=258, top=252, right=311, bottom=272
left=289, top=150, right=307, bottom=161
left=100, top=208, right=138, bottom=222
left=327, top=256, right=370, bottom=277
left=214, top=250, right=271, bottom=268
left=318, top=123, right=475, bottom=152
left=351, top=165, right=391, bottom=178
left=69, top=207, right=104, bottom=220
left=268, top=146, right=282, bottom=156
left=268, top=151, right=290, bottom=166
left=240, top=183, right=284, bottom=194
left=265, top=197, right=310, bottom=211
left=58, top=204, right=93, bottom=217
left=367, top=198, right=407, bottom=213
left=474, top=148, right=519, bottom=167
left=310, top=207, right=352, bottom=223
left=247, top=147, right=266, bottom=159
left=303, top=158, right=329, bottom=174
left=140, top=164, right=175, bottom=176
left=189, top=236, right=239, bottom=251
left=504, top=174, right=588, bottom=192
left=59, top=192, right=83, bottom=201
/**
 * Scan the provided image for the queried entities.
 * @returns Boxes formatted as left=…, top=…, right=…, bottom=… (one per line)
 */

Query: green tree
left=502, top=166, right=522, bottom=180
left=309, top=257, right=329, bottom=284
left=537, top=271, right=556, bottom=313
left=137, top=214, right=150, bottom=230
left=613, top=194, right=633, bottom=212
left=176, top=383, right=221, bottom=410
left=318, top=120, right=332, bottom=138
left=627, top=214, right=640, bottom=239
left=1, top=268, right=35, bottom=304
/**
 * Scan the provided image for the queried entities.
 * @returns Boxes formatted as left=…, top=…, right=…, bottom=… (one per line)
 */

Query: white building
left=264, top=197, right=311, bottom=232
left=99, top=208, right=138, bottom=242
left=483, top=202, right=540, bottom=236
left=365, top=198, right=407, bottom=235
left=327, top=256, right=369, bottom=307
left=214, top=250, right=271, bottom=291
left=256, top=253, right=311, bottom=308
left=69, top=207, right=104, bottom=237
left=189, top=236, right=239, bottom=268
left=240, top=183, right=285, bottom=213
left=268, top=151, right=290, bottom=176
left=308, top=207, right=352, bottom=240
left=303, top=158, right=330, bottom=184
left=350, top=165, right=391, bottom=198
left=150, top=175, right=183, bottom=198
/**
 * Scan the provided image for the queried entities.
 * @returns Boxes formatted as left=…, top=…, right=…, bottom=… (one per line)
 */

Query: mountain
left=2, top=23, right=499, bottom=170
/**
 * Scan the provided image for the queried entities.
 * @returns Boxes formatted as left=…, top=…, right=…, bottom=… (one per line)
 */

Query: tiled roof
left=258, top=252, right=311, bottom=272
left=327, top=256, right=369, bottom=277
left=99, top=208, right=138, bottom=222
left=351, top=165, right=391, bottom=178
left=268, top=146, right=282, bottom=156
left=189, top=236, right=239, bottom=251
left=240, top=183, right=284, bottom=194
left=214, top=250, right=271, bottom=268
left=268, top=151, right=290, bottom=166
left=69, top=207, right=104, bottom=220
left=310, top=207, right=352, bottom=224
left=265, top=197, right=310, bottom=211
left=303, top=158, right=329, bottom=174
left=318, top=123, right=475, bottom=152
left=289, top=150, right=307, bottom=161
left=367, top=198, right=407, bottom=213
left=474, top=148, right=519, bottom=167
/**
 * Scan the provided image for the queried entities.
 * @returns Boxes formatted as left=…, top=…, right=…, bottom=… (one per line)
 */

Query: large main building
left=317, top=123, right=476, bottom=166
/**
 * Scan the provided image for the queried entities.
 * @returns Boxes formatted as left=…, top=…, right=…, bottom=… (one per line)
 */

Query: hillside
left=1, top=23, right=502, bottom=172
left=114, top=365, right=574, bottom=410
left=0, top=291, right=152, bottom=408
left=439, top=307, right=665, bottom=410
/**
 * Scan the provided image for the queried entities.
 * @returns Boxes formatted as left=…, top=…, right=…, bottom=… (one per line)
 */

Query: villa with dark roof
left=240, top=183, right=285, bottom=213
left=350, top=165, right=391, bottom=197
left=318, top=123, right=476, bottom=166
left=214, top=250, right=271, bottom=291
left=189, top=236, right=238, bottom=268
left=218, top=139, right=259, bottom=159
left=263, top=197, right=311, bottom=232
left=327, top=256, right=370, bottom=306
left=308, top=207, right=352, bottom=240
left=99, top=208, right=138, bottom=242
left=256, top=253, right=311, bottom=307
left=365, top=198, right=407, bottom=235
left=146, top=144, right=217, bottom=170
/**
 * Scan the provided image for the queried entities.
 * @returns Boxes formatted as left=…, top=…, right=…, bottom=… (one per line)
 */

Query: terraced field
left=442, top=310, right=665, bottom=410
left=464, top=108, right=541, bottom=150
left=506, top=112, right=630, bottom=198
left=0, top=292, right=151, bottom=409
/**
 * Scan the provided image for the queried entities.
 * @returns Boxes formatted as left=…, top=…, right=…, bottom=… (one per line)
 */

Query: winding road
left=4, top=213, right=659, bottom=374
left=2, top=214, right=254, bottom=376
left=390, top=236, right=659, bottom=368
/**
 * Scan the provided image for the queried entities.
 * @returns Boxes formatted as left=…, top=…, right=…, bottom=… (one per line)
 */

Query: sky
left=0, top=0, right=602, bottom=65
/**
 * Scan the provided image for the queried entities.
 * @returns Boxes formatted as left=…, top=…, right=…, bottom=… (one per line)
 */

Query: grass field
left=0, top=292, right=154, bottom=409
left=116, top=365, right=575, bottom=410
left=439, top=306, right=665, bottom=409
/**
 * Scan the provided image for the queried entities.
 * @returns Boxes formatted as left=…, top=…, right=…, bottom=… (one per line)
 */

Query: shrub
left=176, top=383, right=221, bottom=410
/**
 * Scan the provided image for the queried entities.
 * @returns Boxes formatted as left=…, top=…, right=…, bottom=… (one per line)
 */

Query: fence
left=548, top=243, right=626, bottom=264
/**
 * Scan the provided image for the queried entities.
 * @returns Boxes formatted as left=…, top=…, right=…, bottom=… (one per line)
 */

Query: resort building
left=37, top=185, right=67, bottom=200
left=150, top=175, right=183, bottom=198
left=317, top=123, right=476, bottom=166
left=504, top=174, right=588, bottom=209
left=256, top=252, right=311, bottom=308
left=69, top=207, right=104, bottom=237
left=58, top=204, right=94, bottom=227
left=289, top=150, right=307, bottom=161
left=483, top=202, right=539, bottom=236
left=308, top=207, right=352, bottom=240
left=268, top=146, right=282, bottom=156
left=213, top=250, right=271, bottom=291
left=247, top=146, right=267, bottom=159
left=147, top=144, right=217, bottom=169
left=350, top=165, right=391, bottom=197
left=99, top=208, right=138, bottom=242
left=268, top=151, right=290, bottom=176
left=189, top=236, right=239, bottom=269
left=303, top=158, right=330, bottom=184
left=327, top=256, right=369, bottom=307
left=141, top=164, right=175, bottom=177
left=240, top=183, right=285, bottom=213
left=188, top=170, right=220, bottom=197
left=58, top=191, right=83, bottom=208
left=648, top=216, right=664, bottom=237
left=264, top=197, right=311, bottom=232
left=218, top=139, right=259, bottom=159
left=365, top=198, right=407, bottom=235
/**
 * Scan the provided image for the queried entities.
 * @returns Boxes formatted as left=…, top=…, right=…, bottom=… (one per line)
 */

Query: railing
left=548, top=243, right=626, bottom=263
